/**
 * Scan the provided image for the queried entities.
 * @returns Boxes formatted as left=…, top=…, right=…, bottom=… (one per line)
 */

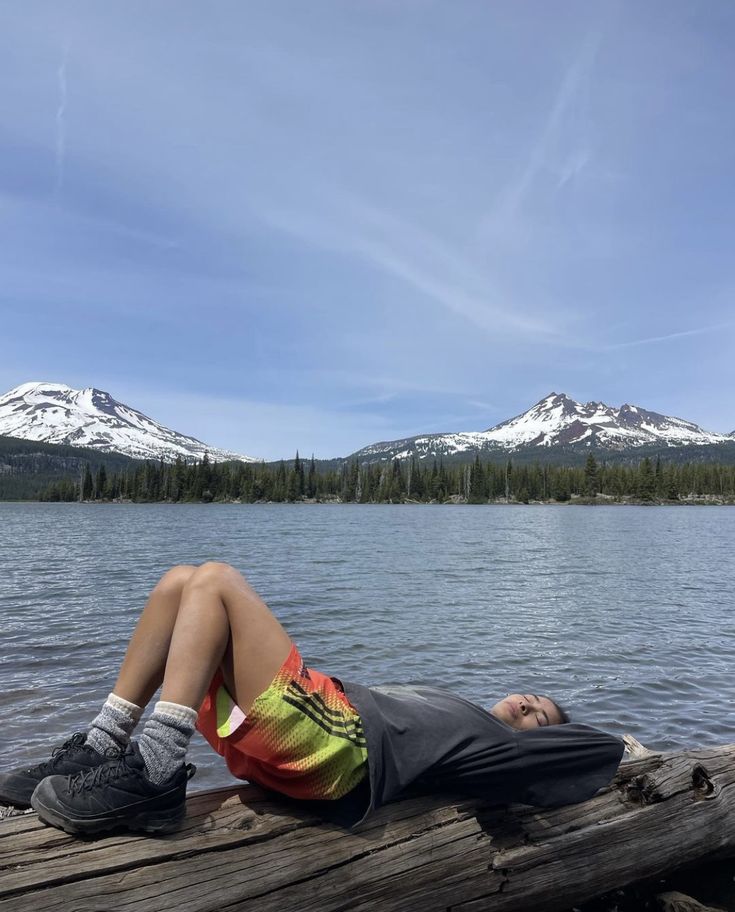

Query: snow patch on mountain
left=0, top=382, right=258, bottom=463
left=353, top=392, right=731, bottom=462
left=481, top=393, right=724, bottom=448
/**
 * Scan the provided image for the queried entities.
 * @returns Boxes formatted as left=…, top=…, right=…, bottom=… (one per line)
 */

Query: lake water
left=1, top=502, right=734, bottom=793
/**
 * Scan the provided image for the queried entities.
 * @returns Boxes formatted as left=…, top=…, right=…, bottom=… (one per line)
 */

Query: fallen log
left=1, top=742, right=735, bottom=912
left=656, top=891, right=727, bottom=912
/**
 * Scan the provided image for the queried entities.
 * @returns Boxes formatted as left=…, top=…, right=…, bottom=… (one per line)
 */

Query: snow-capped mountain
left=0, top=382, right=258, bottom=463
left=351, top=392, right=734, bottom=463
left=482, top=393, right=730, bottom=449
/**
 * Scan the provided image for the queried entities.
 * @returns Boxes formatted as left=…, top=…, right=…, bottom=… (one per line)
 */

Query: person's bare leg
left=26, top=561, right=293, bottom=830
left=112, top=564, right=198, bottom=708
left=0, top=564, right=201, bottom=811
left=83, top=564, right=199, bottom=757
left=133, top=562, right=292, bottom=786
left=160, top=561, right=293, bottom=711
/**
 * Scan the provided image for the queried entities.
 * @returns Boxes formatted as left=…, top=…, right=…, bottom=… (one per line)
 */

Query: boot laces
left=69, top=754, right=132, bottom=795
left=28, top=732, right=87, bottom=776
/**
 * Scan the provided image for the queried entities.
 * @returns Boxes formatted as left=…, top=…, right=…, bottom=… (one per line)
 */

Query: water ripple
left=2, top=503, right=735, bottom=786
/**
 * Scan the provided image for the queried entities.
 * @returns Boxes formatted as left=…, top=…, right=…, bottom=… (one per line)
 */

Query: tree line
left=37, top=452, right=735, bottom=504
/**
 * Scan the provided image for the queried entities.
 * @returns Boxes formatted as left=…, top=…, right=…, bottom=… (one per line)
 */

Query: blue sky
left=1, top=1, right=733, bottom=459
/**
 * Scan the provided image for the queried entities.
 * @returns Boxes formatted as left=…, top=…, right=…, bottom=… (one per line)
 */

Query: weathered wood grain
left=2, top=745, right=735, bottom=912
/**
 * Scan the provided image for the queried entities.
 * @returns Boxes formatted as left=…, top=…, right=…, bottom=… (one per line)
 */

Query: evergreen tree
left=273, top=461, right=287, bottom=501
left=584, top=453, right=599, bottom=497
left=93, top=462, right=107, bottom=500
left=82, top=463, right=94, bottom=501
left=390, top=459, right=405, bottom=501
left=307, top=456, right=317, bottom=498
left=468, top=453, right=485, bottom=503
left=553, top=469, right=571, bottom=502
left=296, top=452, right=305, bottom=497
left=427, top=459, right=440, bottom=501
left=638, top=457, right=656, bottom=502
left=664, top=465, right=680, bottom=501
left=286, top=454, right=301, bottom=502
left=409, top=458, right=424, bottom=500
left=171, top=456, right=186, bottom=501
left=287, top=451, right=305, bottom=501
left=437, top=459, right=449, bottom=501
left=348, top=460, right=359, bottom=501
left=654, top=456, right=664, bottom=498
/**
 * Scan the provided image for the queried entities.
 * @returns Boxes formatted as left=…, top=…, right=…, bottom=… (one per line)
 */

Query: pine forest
left=30, top=452, right=735, bottom=505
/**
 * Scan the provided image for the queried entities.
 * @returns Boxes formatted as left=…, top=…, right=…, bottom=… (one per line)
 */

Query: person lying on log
left=0, top=562, right=625, bottom=835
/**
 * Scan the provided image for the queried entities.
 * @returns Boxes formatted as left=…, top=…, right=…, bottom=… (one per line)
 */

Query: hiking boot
left=0, top=733, right=113, bottom=809
left=30, top=741, right=196, bottom=836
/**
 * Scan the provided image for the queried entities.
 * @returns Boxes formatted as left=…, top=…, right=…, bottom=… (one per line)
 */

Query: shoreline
left=5, top=495, right=735, bottom=506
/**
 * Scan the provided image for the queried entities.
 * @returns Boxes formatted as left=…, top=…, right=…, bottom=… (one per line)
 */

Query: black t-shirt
left=305, top=681, right=624, bottom=829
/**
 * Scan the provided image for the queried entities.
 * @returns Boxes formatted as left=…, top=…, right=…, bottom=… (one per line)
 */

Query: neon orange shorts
left=196, top=643, right=368, bottom=801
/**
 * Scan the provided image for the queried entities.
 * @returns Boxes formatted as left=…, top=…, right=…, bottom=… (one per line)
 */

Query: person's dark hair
left=547, top=697, right=571, bottom=725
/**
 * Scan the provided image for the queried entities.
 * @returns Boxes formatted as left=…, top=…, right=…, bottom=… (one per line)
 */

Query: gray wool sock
left=86, top=693, right=143, bottom=755
left=138, top=701, right=198, bottom=785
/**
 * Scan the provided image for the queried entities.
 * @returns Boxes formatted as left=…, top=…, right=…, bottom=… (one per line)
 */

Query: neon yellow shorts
left=196, top=643, right=369, bottom=801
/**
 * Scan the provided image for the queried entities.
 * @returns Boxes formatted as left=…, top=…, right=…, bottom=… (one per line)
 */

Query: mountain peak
left=4, top=380, right=73, bottom=398
left=352, top=392, right=731, bottom=463
left=484, top=393, right=722, bottom=449
left=0, top=381, right=258, bottom=463
left=538, top=391, right=569, bottom=404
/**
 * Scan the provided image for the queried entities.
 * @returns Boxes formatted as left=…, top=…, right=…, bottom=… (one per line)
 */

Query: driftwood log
left=1, top=742, right=735, bottom=912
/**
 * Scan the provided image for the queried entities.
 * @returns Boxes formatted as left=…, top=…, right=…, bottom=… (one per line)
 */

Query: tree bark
left=2, top=743, right=735, bottom=912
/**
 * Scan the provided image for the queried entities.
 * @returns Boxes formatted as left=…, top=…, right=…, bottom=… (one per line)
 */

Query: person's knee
left=153, top=564, right=198, bottom=598
left=186, top=561, right=240, bottom=590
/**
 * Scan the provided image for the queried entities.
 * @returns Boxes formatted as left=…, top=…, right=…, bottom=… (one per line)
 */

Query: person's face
left=489, top=693, right=562, bottom=731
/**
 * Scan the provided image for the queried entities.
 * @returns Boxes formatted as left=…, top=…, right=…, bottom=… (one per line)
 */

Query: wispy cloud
left=467, top=399, right=499, bottom=412
left=263, top=194, right=557, bottom=340
left=555, top=149, right=591, bottom=191
left=480, top=32, right=599, bottom=238
left=2, top=4, right=733, bottom=448
left=54, top=43, right=70, bottom=198
left=605, top=322, right=734, bottom=350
